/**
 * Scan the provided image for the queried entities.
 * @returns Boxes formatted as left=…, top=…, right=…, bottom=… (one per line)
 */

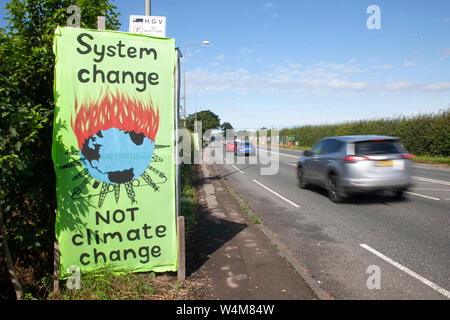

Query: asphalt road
left=208, top=143, right=450, bottom=299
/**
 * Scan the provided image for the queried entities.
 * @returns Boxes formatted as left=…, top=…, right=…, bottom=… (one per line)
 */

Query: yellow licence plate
left=375, top=160, right=393, bottom=166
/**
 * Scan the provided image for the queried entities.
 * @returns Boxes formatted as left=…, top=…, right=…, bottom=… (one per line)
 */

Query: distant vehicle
left=234, top=142, right=256, bottom=156
left=296, top=135, right=414, bottom=202
left=226, top=141, right=235, bottom=152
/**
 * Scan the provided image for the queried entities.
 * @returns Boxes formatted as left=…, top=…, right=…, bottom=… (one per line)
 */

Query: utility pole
left=145, top=0, right=151, bottom=15
left=182, top=41, right=211, bottom=127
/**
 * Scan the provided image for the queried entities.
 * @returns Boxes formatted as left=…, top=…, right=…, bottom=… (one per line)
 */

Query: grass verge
left=222, top=178, right=261, bottom=225
left=180, top=163, right=199, bottom=229
left=49, top=267, right=187, bottom=300
left=413, top=155, right=450, bottom=166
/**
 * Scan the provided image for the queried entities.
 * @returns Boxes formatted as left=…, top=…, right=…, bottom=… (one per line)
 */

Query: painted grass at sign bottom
left=49, top=266, right=206, bottom=300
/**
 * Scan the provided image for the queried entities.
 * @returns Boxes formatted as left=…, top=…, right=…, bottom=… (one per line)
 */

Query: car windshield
left=239, top=142, right=251, bottom=147
left=355, top=140, right=402, bottom=155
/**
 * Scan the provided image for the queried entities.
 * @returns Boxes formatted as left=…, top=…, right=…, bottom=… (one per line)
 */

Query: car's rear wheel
left=392, top=189, right=405, bottom=199
left=328, top=174, right=343, bottom=203
left=297, top=166, right=308, bottom=189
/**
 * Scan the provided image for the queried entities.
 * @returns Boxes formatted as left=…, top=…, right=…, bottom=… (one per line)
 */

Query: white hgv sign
left=129, top=15, right=166, bottom=37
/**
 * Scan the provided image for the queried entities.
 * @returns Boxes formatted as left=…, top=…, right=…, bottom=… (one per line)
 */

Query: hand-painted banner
left=52, top=27, right=176, bottom=278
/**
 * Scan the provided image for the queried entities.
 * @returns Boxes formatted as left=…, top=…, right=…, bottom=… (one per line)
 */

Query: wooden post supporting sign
left=177, top=216, right=185, bottom=281
left=53, top=241, right=60, bottom=293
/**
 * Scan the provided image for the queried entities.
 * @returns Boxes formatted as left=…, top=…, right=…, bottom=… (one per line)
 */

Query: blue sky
left=1, top=0, right=449, bottom=130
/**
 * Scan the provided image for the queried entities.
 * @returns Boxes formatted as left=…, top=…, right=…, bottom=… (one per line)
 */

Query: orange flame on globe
left=71, top=89, right=160, bottom=150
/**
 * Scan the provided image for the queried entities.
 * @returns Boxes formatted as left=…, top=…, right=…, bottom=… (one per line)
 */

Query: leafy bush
left=0, top=0, right=120, bottom=300
left=282, top=110, right=449, bottom=157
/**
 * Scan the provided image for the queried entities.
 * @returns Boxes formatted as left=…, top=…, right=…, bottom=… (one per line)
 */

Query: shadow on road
left=194, top=163, right=258, bottom=186
left=304, top=185, right=411, bottom=205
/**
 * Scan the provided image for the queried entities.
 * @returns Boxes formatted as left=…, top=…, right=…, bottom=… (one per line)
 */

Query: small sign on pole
left=129, top=15, right=166, bottom=37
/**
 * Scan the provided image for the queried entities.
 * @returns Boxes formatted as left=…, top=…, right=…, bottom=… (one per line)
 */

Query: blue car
left=234, top=142, right=256, bottom=156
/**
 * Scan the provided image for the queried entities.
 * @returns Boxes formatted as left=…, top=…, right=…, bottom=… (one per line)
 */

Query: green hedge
left=280, top=110, right=449, bottom=157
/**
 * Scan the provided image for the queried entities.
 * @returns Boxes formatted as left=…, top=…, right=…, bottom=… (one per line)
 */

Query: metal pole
left=182, top=42, right=211, bottom=128
left=183, top=49, right=187, bottom=127
left=145, top=0, right=151, bottom=15
left=174, top=48, right=181, bottom=220
left=195, top=90, right=198, bottom=125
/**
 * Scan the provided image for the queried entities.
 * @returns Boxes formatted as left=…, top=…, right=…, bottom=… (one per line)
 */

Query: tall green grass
left=279, top=110, right=449, bottom=157
left=180, top=163, right=198, bottom=229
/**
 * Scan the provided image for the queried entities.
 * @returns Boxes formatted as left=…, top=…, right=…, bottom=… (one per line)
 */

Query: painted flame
left=71, top=89, right=160, bottom=150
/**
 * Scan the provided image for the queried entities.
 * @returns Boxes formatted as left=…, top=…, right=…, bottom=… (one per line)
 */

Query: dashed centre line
left=412, top=176, right=450, bottom=186
left=360, top=244, right=450, bottom=299
left=405, top=191, right=440, bottom=201
left=256, top=147, right=300, bottom=159
left=231, top=164, right=245, bottom=174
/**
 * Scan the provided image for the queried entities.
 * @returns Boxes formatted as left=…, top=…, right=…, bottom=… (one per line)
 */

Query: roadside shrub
left=283, top=110, right=449, bottom=157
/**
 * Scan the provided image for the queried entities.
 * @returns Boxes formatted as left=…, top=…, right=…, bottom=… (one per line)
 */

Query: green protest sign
left=52, top=27, right=177, bottom=278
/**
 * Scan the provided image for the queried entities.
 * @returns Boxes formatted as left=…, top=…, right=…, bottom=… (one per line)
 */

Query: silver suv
left=297, top=135, right=414, bottom=202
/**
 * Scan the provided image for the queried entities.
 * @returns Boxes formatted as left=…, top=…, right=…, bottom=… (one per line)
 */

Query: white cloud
left=326, top=80, right=369, bottom=90
left=403, top=60, right=416, bottom=67
left=422, top=82, right=450, bottom=91
left=240, top=48, right=255, bottom=55
left=186, top=60, right=450, bottom=95
left=382, top=81, right=416, bottom=91
left=371, top=64, right=395, bottom=70
left=215, top=54, right=225, bottom=60
left=289, top=63, right=302, bottom=69
left=263, top=2, right=278, bottom=19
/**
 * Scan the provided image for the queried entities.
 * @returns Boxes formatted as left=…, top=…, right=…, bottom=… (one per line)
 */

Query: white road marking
left=412, top=176, right=450, bottom=186
left=404, top=191, right=440, bottom=201
left=252, top=179, right=300, bottom=208
left=231, top=165, right=245, bottom=174
left=257, top=147, right=300, bottom=159
left=360, top=244, right=450, bottom=299
left=287, top=163, right=297, bottom=167
left=410, top=188, right=450, bottom=191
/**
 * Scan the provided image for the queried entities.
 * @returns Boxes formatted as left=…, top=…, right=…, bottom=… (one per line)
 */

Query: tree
left=186, top=110, right=220, bottom=136
left=220, top=122, right=234, bottom=140
left=0, top=0, right=120, bottom=299
left=220, top=121, right=233, bottom=132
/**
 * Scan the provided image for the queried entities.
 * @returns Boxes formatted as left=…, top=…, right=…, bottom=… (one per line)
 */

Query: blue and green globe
left=79, top=127, right=155, bottom=184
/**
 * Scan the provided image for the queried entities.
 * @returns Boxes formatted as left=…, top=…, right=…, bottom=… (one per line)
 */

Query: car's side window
left=335, top=141, right=344, bottom=153
left=320, top=140, right=332, bottom=154
left=325, top=139, right=343, bottom=154
left=310, top=140, right=325, bottom=155
left=315, top=139, right=343, bottom=155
